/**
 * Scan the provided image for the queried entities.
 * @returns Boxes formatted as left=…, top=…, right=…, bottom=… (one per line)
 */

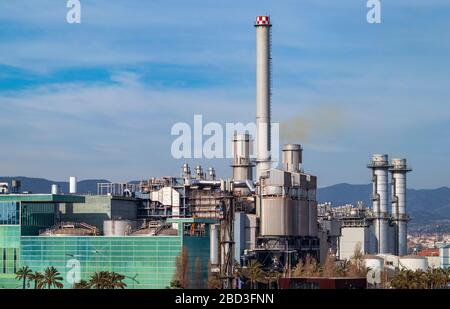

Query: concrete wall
left=339, top=226, right=372, bottom=260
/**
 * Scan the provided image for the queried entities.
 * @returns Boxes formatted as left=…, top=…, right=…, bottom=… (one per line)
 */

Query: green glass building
left=0, top=195, right=211, bottom=289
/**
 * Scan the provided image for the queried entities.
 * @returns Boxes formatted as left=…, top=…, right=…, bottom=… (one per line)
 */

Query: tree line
left=15, top=266, right=127, bottom=289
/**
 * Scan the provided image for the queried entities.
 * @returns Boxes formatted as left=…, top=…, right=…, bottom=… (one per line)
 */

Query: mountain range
left=1, top=177, right=449, bottom=224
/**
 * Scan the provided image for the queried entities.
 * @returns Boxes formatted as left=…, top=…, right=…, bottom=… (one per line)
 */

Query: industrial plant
left=0, top=16, right=444, bottom=290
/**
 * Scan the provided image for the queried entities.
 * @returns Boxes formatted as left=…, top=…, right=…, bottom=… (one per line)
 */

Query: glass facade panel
left=0, top=226, right=21, bottom=288
left=0, top=202, right=20, bottom=225
left=21, top=203, right=57, bottom=235
left=17, top=234, right=208, bottom=289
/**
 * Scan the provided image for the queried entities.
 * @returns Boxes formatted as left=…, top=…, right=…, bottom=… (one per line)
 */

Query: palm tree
left=39, top=266, right=64, bottom=289
left=242, top=260, right=263, bottom=289
left=73, top=280, right=90, bottom=289
left=29, top=271, right=44, bottom=289
left=15, top=266, right=33, bottom=289
left=108, top=272, right=127, bottom=289
left=89, top=271, right=110, bottom=289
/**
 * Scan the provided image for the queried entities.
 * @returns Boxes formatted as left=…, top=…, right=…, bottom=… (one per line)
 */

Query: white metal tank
left=103, top=220, right=134, bottom=236
left=365, top=255, right=384, bottom=285
left=399, top=256, right=428, bottom=271
left=69, top=176, right=77, bottom=194
left=365, top=255, right=384, bottom=270
left=260, top=197, right=295, bottom=236
left=51, top=184, right=59, bottom=195
left=232, top=133, right=253, bottom=181
left=210, top=224, right=219, bottom=265
left=282, top=144, right=302, bottom=173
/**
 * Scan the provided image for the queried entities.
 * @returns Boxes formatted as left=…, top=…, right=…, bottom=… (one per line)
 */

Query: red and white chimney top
left=255, top=16, right=270, bottom=26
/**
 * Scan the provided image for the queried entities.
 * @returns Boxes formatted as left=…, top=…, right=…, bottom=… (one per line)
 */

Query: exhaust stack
left=255, top=16, right=272, bottom=180
left=368, top=154, right=390, bottom=254
left=390, top=158, right=412, bottom=256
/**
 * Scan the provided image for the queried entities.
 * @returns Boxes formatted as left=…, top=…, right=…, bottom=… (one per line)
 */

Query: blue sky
left=0, top=0, right=449, bottom=188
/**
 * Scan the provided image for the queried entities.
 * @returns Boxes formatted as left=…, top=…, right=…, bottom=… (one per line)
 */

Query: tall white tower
left=255, top=16, right=272, bottom=180
left=390, top=158, right=412, bottom=256
left=368, top=154, right=390, bottom=254
left=69, top=176, right=77, bottom=194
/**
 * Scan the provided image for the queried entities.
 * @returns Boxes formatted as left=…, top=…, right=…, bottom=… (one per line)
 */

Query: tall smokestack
left=255, top=16, right=272, bottom=180
left=390, top=158, right=412, bottom=256
left=368, top=154, right=390, bottom=254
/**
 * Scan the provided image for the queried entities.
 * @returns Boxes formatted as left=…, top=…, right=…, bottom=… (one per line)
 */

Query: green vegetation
left=15, top=267, right=128, bottom=289
left=15, top=266, right=33, bottom=289
left=390, top=268, right=450, bottom=289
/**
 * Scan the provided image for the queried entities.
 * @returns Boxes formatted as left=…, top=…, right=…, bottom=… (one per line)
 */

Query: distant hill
left=317, top=183, right=450, bottom=224
left=0, top=177, right=109, bottom=195
left=1, top=177, right=449, bottom=224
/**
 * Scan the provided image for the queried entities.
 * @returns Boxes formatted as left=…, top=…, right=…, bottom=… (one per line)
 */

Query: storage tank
left=51, top=184, right=59, bottom=195
left=399, top=256, right=428, bottom=271
left=210, top=224, right=219, bottom=265
left=260, top=197, right=295, bottom=236
left=282, top=144, right=302, bottom=173
left=365, top=255, right=384, bottom=270
left=103, top=220, right=134, bottom=236
left=232, top=133, right=253, bottom=181
left=365, top=255, right=385, bottom=285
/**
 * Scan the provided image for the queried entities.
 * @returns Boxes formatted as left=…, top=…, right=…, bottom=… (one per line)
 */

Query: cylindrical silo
left=69, top=176, right=77, bottom=194
left=210, top=224, right=219, bottom=265
left=399, top=256, right=428, bottom=271
left=390, top=158, right=412, bottom=256
left=51, top=184, right=59, bottom=195
left=282, top=144, right=302, bottom=173
left=103, top=220, right=134, bottom=236
left=231, top=133, right=253, bottom=181
left=260, top=197, right=295, bottom=236
left=368, top=154, right=390, bottom=254
left=255, top=16, right=272, bottom=180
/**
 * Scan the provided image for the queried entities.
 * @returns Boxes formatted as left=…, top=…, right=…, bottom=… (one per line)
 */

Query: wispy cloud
left=0, top=1, right=449, bottom=188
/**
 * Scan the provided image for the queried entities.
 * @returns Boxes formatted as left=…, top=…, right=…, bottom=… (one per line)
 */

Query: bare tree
left=193, top=257, right=203, bottom=289
left=322, top=251, right=338, bottom=277
left=291, top=260, right=304, bottom=277
left=207, top=262, right=221, bottom=289
left=303, top=255, right=320, bottom=277
left=172, top=246, right=190, bottom=288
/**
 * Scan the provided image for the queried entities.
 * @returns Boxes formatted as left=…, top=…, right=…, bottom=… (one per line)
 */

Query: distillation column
left=255, top=16, right=272, bottom=180
left=390, top=158, right=412, bottom=256
left=368, top=154, right=390, bottom=254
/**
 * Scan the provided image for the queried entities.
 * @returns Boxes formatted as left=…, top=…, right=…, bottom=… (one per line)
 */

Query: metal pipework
left=282, top=144, right=302, bottom=173
left=390, top=158, right=412, bottom=256
left=255, top=16, right=272, bottom=180
left=367, top=154, right=390, bottom=254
